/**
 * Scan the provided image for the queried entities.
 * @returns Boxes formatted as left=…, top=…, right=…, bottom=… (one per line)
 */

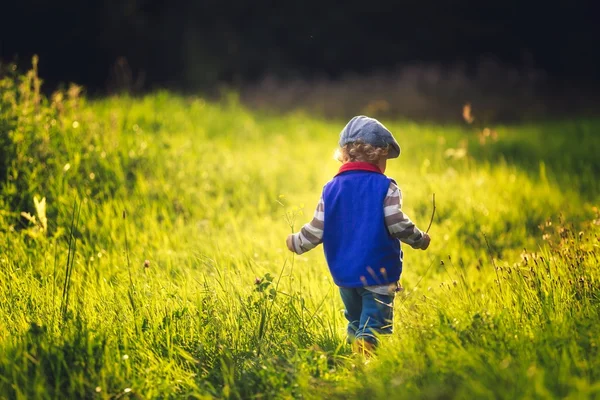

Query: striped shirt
left=290, top=181, right=425, bottom=295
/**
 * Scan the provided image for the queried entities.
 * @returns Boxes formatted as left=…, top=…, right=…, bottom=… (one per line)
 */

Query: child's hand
left=286, top=234, right=295, bottom=252
left=419, top=233, right=431, bottom=250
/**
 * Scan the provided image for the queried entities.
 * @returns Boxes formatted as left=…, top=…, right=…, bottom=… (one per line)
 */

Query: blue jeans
left=339, top=287, right=395, bottom=346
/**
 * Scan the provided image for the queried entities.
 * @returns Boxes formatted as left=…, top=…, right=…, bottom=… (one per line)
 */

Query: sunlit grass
left=0, top=64, right=599, bottom=398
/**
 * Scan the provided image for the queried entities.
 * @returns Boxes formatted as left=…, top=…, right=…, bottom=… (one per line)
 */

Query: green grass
left=1, top=63, right=599, bottom=399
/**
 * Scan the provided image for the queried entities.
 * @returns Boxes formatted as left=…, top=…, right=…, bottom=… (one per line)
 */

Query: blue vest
left=322, top=170, right=403, bottom=287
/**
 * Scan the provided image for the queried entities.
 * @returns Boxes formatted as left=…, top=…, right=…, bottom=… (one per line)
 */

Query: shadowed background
left=2, top=0, right=599, bottom=120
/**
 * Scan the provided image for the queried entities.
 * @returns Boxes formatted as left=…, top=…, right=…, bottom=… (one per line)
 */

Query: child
left=285, top=115, right=431, bottom=355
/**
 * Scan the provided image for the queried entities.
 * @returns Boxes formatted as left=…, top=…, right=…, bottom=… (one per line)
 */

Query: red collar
left=336, top=161, right=383, bottom=176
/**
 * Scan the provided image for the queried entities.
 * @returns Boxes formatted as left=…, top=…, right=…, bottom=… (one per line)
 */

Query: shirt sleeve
left=290, top=195, right=325, bottom=255
left=384, top=182, right=425, bottom=248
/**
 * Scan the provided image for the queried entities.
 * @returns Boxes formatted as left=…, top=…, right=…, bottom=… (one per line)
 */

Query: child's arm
left=286, top=196, right=324, bottom=254
left=384, top=182, right=430, bottom=250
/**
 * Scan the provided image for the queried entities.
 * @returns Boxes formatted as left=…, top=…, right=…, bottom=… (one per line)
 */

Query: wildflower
left=254, top=277, right=262, bottom=285
left=462, top=103, right=475, bottom=124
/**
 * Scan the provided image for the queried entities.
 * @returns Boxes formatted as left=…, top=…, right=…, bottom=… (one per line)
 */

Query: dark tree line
left=1, top=0, right=598, bottom=92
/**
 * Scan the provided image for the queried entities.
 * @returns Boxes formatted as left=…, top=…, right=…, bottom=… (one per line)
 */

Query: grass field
left=1, top=64, right=599, bottom=399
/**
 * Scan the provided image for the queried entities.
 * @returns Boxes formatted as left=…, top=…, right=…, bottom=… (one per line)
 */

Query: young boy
left=285, top=115, right=431, bottom=354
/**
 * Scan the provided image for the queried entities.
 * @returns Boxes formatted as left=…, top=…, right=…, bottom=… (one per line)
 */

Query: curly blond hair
left=334, top=141, right=389, bottom=163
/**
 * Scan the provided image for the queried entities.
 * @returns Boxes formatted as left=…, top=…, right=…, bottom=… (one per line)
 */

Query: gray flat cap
left=339, top=115, right=401, bottom=158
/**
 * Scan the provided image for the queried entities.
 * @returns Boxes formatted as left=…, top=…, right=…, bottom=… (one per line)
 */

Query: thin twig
left=425, top=193, right=436, bottom=234
left=124, top=209, right=137, bottom=317
left=400, top=256, right=437, bottom=305
left=483, top=233, right=502, bottom=292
